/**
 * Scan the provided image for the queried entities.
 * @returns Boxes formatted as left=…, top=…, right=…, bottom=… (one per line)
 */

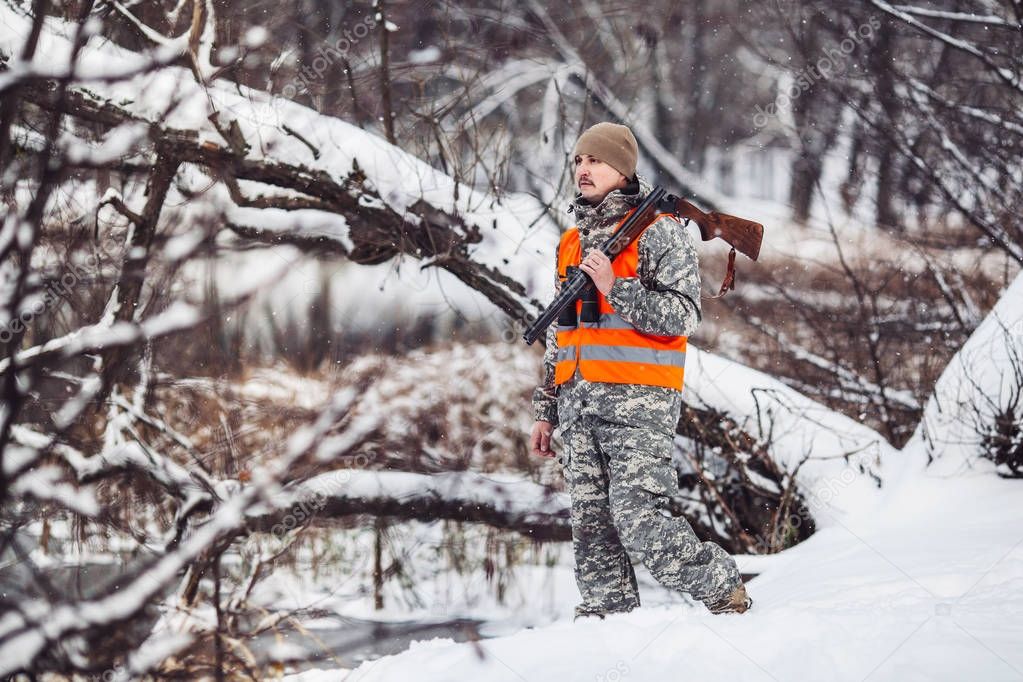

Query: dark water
left=0, top=532, right=495, bottom=673
left=247, top=614, right=489, bottom=672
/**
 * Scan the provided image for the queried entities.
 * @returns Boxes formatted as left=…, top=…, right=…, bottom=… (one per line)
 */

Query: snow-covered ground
left=280, top=273, right=1023, bottom=681
left=278, top=446, right=1021, bottom=682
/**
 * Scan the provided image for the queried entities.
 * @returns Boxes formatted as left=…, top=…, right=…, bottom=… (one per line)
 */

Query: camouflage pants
left=559, top=414, right=741, bottom=618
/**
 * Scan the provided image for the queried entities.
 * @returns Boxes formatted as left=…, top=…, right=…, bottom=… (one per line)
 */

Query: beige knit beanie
left=572, top=122, right=639, bottom=179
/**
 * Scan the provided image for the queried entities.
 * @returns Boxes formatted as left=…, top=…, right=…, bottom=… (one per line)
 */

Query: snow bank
left=685, top=346, right=895, bottom=526
left=904, top=271, right=1023, bottom=477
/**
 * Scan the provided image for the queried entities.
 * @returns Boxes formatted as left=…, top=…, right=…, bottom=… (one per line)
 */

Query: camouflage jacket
left=530, top=174, right=703, bottom=435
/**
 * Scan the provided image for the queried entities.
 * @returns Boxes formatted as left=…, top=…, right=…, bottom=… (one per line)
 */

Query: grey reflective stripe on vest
left=558, top=312, right=635, bottom=331
left=579, top=344, right=686, bottom=367
left=583, top=312, right=634, bottom=329
left=555, top=345, right=577, bottom=362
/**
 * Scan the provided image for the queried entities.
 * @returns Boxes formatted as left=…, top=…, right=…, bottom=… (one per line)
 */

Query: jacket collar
left=570, top=174, right=653, bottom=230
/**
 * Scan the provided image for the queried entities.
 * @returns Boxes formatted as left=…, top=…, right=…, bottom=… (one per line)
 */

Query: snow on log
left=684, top=346, right=898, bottom=524
left=0, top=4, right=561, bottom=323
left=246, top=469, right=572, bottom=542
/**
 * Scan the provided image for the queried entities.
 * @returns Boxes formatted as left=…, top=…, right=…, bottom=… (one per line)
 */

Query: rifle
left=521, top=187, right=763, bottom=346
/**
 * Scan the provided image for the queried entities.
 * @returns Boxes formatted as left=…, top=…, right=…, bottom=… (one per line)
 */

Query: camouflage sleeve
left=531, top=253, right=560, bottom=425
left=605, top=216, right=702, bottom=336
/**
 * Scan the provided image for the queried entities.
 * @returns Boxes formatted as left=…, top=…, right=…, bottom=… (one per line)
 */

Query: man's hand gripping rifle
left=522, top=187, right=764, bottom=345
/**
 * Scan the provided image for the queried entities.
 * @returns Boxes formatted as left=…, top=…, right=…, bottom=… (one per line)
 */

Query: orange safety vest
left=554, top=210, right=688, bottom=391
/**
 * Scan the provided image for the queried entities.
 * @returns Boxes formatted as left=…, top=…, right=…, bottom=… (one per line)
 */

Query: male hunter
left=529, top=122, right=752, bottom=619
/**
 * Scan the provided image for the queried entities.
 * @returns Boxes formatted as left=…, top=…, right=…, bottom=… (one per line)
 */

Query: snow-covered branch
left=868, top=0, right=1023, bottom=96
left=891, top=4, right=1022, bottom=28
left=14, top=77, right=545, bottom=324
left=0, top=385, right=360, bottom=676
left=843, top=93, right=1023, bottom=263
left=246, top=470, right=571, bottom=542
left=745, top=315, right=922, bottom=412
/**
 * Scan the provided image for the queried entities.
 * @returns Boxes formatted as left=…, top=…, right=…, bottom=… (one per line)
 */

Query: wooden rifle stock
left=659, top=194, right=763, bottom=296
left=668, top=197, right=763, bottom=261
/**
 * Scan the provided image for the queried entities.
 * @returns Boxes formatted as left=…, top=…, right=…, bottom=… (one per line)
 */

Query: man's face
left=574, top=154, right=628, bottom=203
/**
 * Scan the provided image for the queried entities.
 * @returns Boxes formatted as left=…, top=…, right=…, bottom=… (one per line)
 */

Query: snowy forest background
left=1, top=0, right=1021, bottom=679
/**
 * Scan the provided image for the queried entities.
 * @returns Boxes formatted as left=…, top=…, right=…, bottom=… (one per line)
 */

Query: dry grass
left=696, top=217, right=1019, bottom=447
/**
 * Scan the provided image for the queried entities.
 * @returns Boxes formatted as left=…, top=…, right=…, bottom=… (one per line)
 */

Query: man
left=529, top=122, right=752, bottom=620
